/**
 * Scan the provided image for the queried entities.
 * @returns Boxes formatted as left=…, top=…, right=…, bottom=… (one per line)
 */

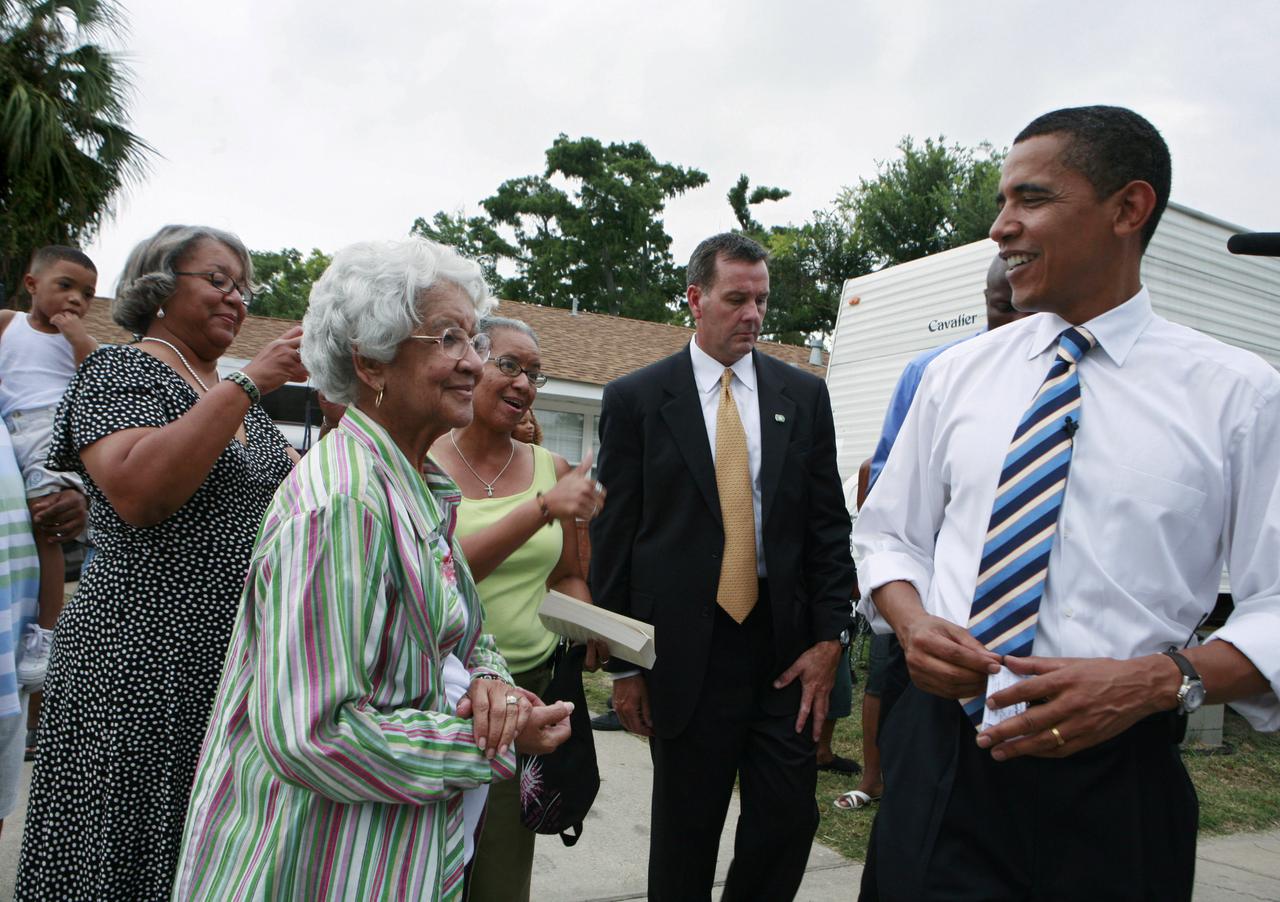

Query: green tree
left=249, top=247, right=331, bottom=320
left=409, top=209, right=513, bottom=291
left=839, top=136, right=1004, bottom=267
left=0, top=0, right=153, bottom=304
left=421, top=135, right=708, bottom=321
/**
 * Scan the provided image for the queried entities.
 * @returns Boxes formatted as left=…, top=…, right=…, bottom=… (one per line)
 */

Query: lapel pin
left=774, top=414, right=786, bottom=423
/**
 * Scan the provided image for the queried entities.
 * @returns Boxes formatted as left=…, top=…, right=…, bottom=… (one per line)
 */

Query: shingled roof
left=82, top=298, right=826, bottom=383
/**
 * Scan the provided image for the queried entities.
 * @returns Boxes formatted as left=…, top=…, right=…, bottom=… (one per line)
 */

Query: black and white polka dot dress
left=15, top=344, right=295, bottom=901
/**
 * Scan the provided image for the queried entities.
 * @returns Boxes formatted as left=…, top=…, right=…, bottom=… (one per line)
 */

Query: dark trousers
left=648, top=584, right=818, bottom=901
left=860, top=685, right=1198, bottom=902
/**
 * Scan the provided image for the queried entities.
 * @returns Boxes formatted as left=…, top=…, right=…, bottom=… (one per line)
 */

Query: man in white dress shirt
left=853, top=105, right=1280, bottom=901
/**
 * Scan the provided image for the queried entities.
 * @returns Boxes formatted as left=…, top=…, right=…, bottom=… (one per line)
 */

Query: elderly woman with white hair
left=15, top=224, right=305, bottom=902
left=173, top=238, right=572, bottom=900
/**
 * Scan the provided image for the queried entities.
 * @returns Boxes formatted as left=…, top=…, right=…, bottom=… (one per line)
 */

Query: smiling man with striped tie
left=852, top=105, right=1280, bottom=902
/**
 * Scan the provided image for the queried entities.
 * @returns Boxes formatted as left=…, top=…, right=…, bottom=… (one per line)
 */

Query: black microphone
left=1227, top=232, right=1280, bottom=257
left=1063, top=416, right=1079, bottom=437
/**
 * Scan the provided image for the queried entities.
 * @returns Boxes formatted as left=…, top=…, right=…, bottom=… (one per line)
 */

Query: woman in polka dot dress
left=14, top=225, right=307, bottom=901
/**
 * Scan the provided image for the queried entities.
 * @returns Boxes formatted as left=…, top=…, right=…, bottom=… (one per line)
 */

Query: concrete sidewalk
left=1, top=728, right=1277, bottom=900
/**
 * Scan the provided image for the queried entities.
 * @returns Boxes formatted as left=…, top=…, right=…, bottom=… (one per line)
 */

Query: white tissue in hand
left=980, top=666, right=1028, bottom=732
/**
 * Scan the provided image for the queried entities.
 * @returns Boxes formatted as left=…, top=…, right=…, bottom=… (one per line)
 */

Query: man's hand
left=29, top=489, right=88, bottom=543
left=611, top=674, right=653, bottom=737
left=898, top=611, right=1002, bottom=699
left=774, top=639, right=841, bottom=740
left=975, top=654, right=1175, bottom=760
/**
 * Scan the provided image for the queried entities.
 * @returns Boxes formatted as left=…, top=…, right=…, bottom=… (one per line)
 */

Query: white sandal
left=833, top=789, right=881, bottom=810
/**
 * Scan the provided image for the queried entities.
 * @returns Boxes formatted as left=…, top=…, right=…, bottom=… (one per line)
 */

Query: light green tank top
left=455, top=443, right=562, bottom=673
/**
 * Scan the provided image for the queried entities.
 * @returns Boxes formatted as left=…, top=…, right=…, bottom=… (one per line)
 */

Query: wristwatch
left=838, top=627, right=852, bottom=650
left=1162, top=649, right=1205, bottom=714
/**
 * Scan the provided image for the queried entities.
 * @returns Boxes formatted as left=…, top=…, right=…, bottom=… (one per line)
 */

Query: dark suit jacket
left=589, top=346, right=853, bottom=738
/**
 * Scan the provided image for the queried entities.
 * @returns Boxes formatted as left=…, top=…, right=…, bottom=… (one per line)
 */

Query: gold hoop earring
left=375, top=387, right=384, bottom=408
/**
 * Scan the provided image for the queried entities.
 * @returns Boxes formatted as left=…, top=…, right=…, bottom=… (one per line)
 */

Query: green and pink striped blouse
left=174, top=407, right=516, bottom=900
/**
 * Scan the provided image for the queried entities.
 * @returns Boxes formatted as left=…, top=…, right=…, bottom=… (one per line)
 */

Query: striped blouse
left=173, top=407, right=515, bottom=900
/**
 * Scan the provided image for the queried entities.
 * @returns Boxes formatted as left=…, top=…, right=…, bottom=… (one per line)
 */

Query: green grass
left=583, top=651, right=1280, bottom=862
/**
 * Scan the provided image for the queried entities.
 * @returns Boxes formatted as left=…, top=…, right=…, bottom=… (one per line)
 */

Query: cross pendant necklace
left=450, top=431, right=517, bottom=497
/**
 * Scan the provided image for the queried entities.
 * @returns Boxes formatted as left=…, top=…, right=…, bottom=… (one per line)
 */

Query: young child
left=0, top=245, right=98, bottom=691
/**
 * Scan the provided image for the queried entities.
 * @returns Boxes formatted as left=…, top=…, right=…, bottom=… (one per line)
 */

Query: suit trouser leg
left=720, top=711, right=818, bottom=902
left=649, top=598, right=815, bottom=901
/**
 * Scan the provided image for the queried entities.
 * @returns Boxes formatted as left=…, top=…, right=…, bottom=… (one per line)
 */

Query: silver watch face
left=1181, top=680, right=1206, bottom=713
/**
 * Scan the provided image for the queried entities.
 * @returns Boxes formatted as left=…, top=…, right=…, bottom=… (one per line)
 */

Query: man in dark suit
left=589, top=232, right=854, bottom=900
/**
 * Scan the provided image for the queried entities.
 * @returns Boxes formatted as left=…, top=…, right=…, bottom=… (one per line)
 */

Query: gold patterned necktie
left=715, top=368, right=758, bottom=623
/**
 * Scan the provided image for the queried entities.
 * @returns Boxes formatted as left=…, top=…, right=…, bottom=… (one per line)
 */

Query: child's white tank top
left=0, top=314, right=78, bottom=420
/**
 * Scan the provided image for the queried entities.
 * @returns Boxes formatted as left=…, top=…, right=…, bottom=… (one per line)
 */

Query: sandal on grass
left=833, top=789, right=880, bottom=810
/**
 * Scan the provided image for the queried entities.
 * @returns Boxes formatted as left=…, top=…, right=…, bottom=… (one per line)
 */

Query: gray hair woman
left=174, top=237, right=572, bottom=900
left=15, top=224, right=306, bottom=900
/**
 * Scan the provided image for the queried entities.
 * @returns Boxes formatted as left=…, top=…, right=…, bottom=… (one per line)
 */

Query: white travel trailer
left=827, top=202, right=1280, bottom=488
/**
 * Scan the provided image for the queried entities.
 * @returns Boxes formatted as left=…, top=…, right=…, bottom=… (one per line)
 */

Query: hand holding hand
left=611, top=674, right=653, bottom=737
left=774, top=639, right=841, bottom=739
left=897, top=611, right=1002, bottom=699
left=242, top=325, right=307, bottom=395
left=541, top=452, right=605, bottom=521
left=463, top=677, right=531, bottom=759
left=30, top=489, right=88, bottom=543
left=975, top=654, right=1175, bottom=760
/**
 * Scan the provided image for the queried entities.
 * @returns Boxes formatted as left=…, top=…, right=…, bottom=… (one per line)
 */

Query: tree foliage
left=0, top=0, right=153, bottom=303
left=248, top=247, right=331, bottom=320
left=839, top=136, right=1004, bottom=268
left=420, top=135, right=707, bottom=321
left=409, top=210, right=512, bottom=289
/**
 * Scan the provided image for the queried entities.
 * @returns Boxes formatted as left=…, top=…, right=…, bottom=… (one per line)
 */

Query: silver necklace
left=140, top=337, right=212, bottom=392
left=449, top=431, right=516, bottom=497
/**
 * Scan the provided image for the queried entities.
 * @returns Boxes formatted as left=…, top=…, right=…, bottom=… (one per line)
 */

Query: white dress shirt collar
left=690, top=337, right=757, bottom=395
left=1025, top=285, right=1154, bottom=368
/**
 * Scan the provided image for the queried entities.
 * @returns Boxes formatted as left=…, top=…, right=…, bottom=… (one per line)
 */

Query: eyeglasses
left=490, top=355, right=548, bottom=387
left=174, top=271, right=254, bottom=306
left=410, top=328, right=492, bottom=362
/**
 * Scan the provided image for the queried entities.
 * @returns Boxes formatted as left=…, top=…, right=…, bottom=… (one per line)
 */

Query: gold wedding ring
left=1050, top=726, right=1065, bottom=747
left=504, top=694, right=519, bottom=706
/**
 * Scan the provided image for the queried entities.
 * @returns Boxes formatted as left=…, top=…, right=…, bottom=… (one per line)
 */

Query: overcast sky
left=85, top=0, right=1279, bottom=293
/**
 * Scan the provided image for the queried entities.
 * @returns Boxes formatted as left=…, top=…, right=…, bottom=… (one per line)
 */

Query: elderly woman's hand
left=243, top=324, right=308, bottom=395
left=460, top=677, right=532, bottom=759
left=541, top=451, right=606, bottom=522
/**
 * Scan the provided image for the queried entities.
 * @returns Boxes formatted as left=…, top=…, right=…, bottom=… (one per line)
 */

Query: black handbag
left=517, top=641, right=600, bottom=846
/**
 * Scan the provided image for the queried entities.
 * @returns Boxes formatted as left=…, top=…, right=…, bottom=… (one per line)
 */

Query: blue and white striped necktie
left=962, top=326, right=1097, bottom=727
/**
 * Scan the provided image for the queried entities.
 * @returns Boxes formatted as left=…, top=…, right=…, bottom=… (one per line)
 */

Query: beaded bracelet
left=224, top=370, right=261, bottom=405
left=535, top=492, right=554, bottom=524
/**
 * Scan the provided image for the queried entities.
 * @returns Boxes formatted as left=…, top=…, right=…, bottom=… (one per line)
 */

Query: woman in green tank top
left=432, top=315, right=607, bottom=902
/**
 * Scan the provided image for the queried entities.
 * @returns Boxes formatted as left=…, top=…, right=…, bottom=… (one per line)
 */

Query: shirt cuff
left=856, top=551, right=933, bottom=634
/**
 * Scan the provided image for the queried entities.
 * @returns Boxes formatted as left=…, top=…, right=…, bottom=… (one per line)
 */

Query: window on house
left=538, top=409, right=585, bottom=464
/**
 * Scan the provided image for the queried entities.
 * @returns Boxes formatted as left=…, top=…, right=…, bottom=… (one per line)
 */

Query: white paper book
left=537, top=589, right=656, bottom=669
